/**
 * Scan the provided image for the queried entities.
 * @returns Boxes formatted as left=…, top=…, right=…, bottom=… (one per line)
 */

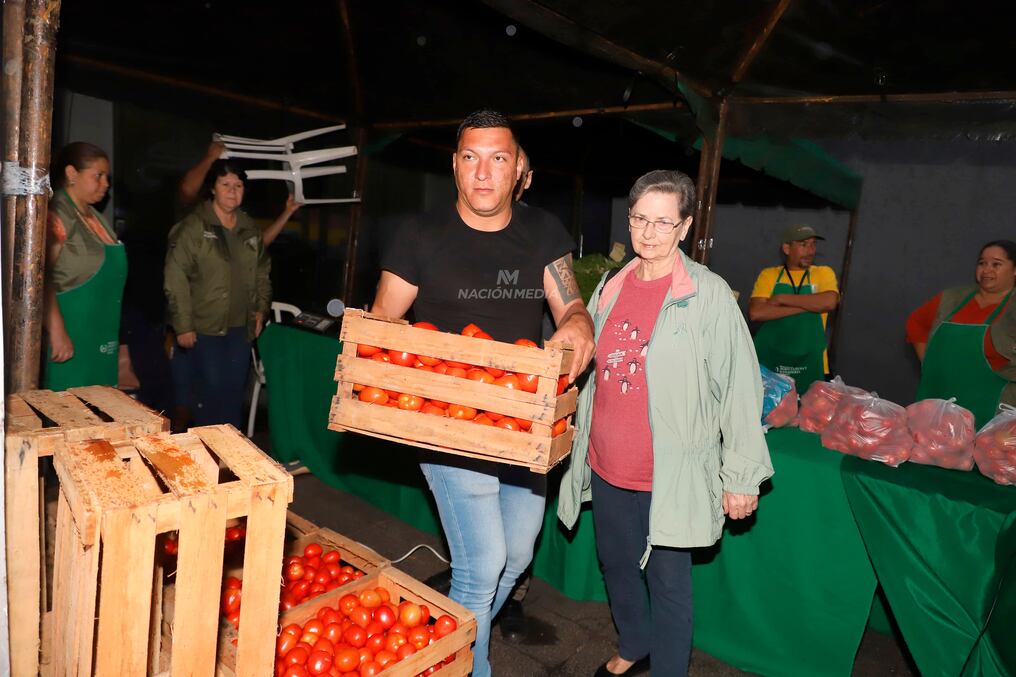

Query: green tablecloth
left=258, top=324, right=884, bottom=675
left=842, top=456, right=1016, bottom=676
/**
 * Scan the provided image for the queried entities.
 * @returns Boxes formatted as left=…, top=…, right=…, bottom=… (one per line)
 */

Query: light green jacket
left=558, top=252, right=773, bottom=559
left=164, top=201, right=271, bottom=341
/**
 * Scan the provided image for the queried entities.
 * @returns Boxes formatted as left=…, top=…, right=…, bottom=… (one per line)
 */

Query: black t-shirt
left=381, top=204, right=575, bottom=343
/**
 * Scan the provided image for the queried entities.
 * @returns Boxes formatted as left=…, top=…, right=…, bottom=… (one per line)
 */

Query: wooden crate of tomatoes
left=47, top=424, right=292, bottom=677
left=221, top=565, right=475, bottom=677
left=330, top=310, right=577, bottom=473
left=4, top=386, right=168, bottom=677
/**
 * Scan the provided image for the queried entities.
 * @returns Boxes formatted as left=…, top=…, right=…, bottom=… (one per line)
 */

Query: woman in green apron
left=43, top=142, right=127, bottom=390
left=907, top=240, right=1016, bottom=428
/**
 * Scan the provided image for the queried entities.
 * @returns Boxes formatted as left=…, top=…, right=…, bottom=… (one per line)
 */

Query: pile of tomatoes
left=354, top=321, right=569, bottom=436
left=973, top=409, right=1016, bottom=485
left=222, top=542, right=368, bottom=630
left=161, top=521, right=247, bottom=557
left=274, top=586, right=459, bottom=677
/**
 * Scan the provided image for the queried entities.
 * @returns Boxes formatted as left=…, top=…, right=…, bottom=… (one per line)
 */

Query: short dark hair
left=203, top=159, right=246, bottom=199
left=456, top=109, right=516, bottom=146
left=628, top=169, right=697, bottom=219
left=54, top=142, right=108, bottom=188
left=980, top=239, right=1016, bottom=264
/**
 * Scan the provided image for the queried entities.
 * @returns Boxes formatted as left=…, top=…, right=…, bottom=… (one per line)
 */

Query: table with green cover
left=258, top=324, right=884, bottom=675
left=842, top=456, right=1016, bottom=677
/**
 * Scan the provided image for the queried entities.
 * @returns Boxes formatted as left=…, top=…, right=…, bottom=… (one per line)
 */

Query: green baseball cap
left=781, top=224, right=825, bottom=243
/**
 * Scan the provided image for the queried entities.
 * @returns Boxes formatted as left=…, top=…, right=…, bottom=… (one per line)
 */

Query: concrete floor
left=287, top=471, right=918, bottom=677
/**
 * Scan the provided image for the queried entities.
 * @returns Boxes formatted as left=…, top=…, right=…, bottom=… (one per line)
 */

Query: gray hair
left=628, top=170, right=696, bottom=219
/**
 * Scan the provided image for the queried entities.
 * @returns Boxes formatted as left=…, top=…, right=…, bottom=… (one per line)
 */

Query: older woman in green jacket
left=558, top=170, right=773, bottom=677
left=164, top=160, right=271, bottom=427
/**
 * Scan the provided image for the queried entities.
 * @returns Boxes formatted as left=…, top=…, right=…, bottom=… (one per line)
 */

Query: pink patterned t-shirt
left=588, top=272, right=671, bottom=490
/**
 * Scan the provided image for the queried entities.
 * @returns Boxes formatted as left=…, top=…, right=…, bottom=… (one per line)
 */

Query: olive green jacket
left=48, top=190, right=118, bottom=293
left=559, top=252, right=773, bottom=560
left=164, top=201, right=271, bottom=341
left=935, top=285, right=1016, bottom=407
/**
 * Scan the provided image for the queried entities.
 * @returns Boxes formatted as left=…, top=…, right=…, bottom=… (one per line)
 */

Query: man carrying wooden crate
left=371, top=109, right=595, bottom=677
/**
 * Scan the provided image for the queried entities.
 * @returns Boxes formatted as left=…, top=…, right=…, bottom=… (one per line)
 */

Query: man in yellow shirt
left=749, top=224, right=839, bottom=391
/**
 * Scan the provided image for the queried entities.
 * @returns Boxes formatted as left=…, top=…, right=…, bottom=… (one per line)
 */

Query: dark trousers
left=179, top=327, right=251, bottom=428
left=591, top=470, right=693, bottom=676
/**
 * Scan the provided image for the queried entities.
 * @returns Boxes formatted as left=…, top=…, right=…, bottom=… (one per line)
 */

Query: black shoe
left=423, top=568, right=452, bottom=595
left=593, top=656, right=650, bottom=677
left=498, top=598, right=527, bottom=643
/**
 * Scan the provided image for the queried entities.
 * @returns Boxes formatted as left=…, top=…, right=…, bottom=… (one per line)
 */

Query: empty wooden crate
left=330, top=310, right=577, bottom=473
left=4, top=386, right=168, bottom=677
left=49, top=424, right=292, bottom=677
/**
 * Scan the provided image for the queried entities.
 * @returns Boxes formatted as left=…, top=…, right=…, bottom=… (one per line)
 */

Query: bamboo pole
left=690, top=100, right=727, bottom=265
left=372, top=101, right=685, bottom=131
left=337, top=0, right=367, bottom=306
left=9, top=0, right=60, bottom=393
left=828, top=207, right=860, bottom=373
left=3, top=0, right=26, bottom=317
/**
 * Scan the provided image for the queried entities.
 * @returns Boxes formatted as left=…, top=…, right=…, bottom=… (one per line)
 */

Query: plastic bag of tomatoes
left=761, top=366, right=798, bottom=429
left=820, top=392, right=912, bottom=466
left=798, top=376, right=870, bottom=434
left=973, top=405, right=1016, bottom=485
left=905, top=398, right=976, bottom=470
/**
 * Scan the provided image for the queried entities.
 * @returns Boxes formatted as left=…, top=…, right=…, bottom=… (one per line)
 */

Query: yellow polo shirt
left=751, top=265, right=839, bottom=372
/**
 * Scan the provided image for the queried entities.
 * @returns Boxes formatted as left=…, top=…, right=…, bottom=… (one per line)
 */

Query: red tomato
left=227, top=609, right=240, bottom=628
left=343, top=625, right=367, bottom=648
left=357, top=648, right=374, bottom=666
left=283, top=666, right=309, bottom=677
left=292, top=580, right=311, bottom=600
left=557, top=375, right=569, bottom=395
left=553, top=418, right=568, bottom=437
left=494, top=374, right=520, bottom=390
left=285, top=562, right=306, bottom=582
left=399, top=602, right=423, bottom=628
left=356, top=344, right=381, bottom=357
left=348, top=606, right=371, bottom=629
left=225, top=526, right=243, bottom=541
left=445, top=366, right=468, bottom=379
left=322, top=550, right=341, bottom=564
left=323, top=622, right=344, bottom=644
left=495, top=417, right=521, bottom=432
left=460, top=323, right=482, bottom=337
left=307, top=650, right=333, bottom=675
left=333, top=648, right=361, bottom=673
left=373, top=605, right=396, bottom=629
left=465, top=368, right=494, bottom=384
left=384, top=633, right=406, bottom=653
left=369, top=352, right=390, bottom=363
left=277, top=631, right=299, bottom=657
left=313, top=638, right=335, bottom=655
left=432, top=363, right=449, bottom=375
left=358, top=387, right=388, bottom=405
left=413, top=321, right=438, bottom=331
left=303, top=619, right=325, bottom=637
left=420, top=403, right=446, bottom=416
left=314, top=570, right=332, bottom=587
left=514, top=338, right=538, bottom=348
left=473, top=414, right=494, bottom=426
left=365, top=632, right=385, bottom=654
left=282, top=623, right=303, bottom=638
left=373, top=650, right=397, bottom=668
left=473, top=331, right=493, bottom=341
left=224, top=575, right=242, bottom=589
left=443, top=359, right=470, bottom=370
left=516, top=418, right=532, bottom=431
left=484, top=365, right=506, bottom=378
left=396, top=643, right=417, bottom=660
left=285, top=645, right=311, bottom=666
left=388, top=621, right=408, bottom=637
left=486, top=411, right=504, bottom=421
left=397, top=394, right=424, bottom=411
left=433, top=614, right=458, bottom=638
left=387, top=349, right=416, bottom=367
left=447, top=404, right=477, bottom=421
left=418, top=604, right=431, bottom=625
left=221, top=588, right=242, bottom=615
left=359, top=589, right=382, bottom=608
left=325, top=563, right=343, bottom=580
left=415, top=362, right=436, bottom=371
left=518, top=373, right=540, bottom=393
left=407, top=626, right=430, bottom=650
left=359, top=660, right=382, bottom=677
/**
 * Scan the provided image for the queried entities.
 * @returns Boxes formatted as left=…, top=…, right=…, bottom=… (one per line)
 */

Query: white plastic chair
left=247, top=301, right=303, bottom=437
left=216, top=125, right=360, bottom=205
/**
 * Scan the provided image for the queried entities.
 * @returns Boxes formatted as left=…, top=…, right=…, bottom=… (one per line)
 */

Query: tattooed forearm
left=547, top=254, right=581, bottom=305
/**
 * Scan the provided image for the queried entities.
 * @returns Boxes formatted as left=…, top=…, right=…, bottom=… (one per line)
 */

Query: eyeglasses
left=628, top=214, right=679, bottom=234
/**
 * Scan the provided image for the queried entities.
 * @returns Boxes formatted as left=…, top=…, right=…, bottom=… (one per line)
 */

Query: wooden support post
left=9, top=0, right=60, bottom=392
left=3, top=0, right=26, bottom=311
left=691, top=99, right=728, bottom=265
left=828, top=207, right=860, bottom=372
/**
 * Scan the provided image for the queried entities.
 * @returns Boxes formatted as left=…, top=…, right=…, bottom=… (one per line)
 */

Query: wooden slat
left=50, top=491, right=100, bottom=677
left=6, top=436, right=41, bottom=677
left=545, top=339, right=575, bottom=376
left=68, top=385, right=167, bottom=428
left=6, top=394, right=42, bottom=431
left=134, top=434, right=217, bottom=495
left=341, top=310, right=569, bottom=378
left=52, top=440, right=126, bottom=546
left=335, top=355, right=556, bottom=423
left=19, top=390, right=104, bottom=428
left=336, top=339, right=357, bottom=401
left=329, top=396, right=551, bottom=464
left=94, top=506, right=159, bottom=676
left=190, top=425, right=292, bottom=491
left=170, top=493, right=227, bottom=677
left=553, top=386, right=578, bottom=420
left=234, top=482, right=289, bottom=677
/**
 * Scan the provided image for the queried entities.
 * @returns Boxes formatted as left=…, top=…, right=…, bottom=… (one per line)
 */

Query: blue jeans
left=419, top=456, right=546, bottom=677
left=178, top=327, right=251, bottom=428
left=591, top=470, right=693, bottom=676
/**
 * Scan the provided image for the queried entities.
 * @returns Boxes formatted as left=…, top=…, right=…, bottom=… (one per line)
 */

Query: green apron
left=44, top=241, right=127, bottom=391
left=753, top=267, right=827, bottom=392
left=916, top=289, right=1012, bottom=428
